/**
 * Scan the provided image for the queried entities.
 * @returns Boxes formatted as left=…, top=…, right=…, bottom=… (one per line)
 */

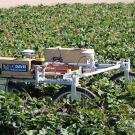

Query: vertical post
left=34, top=65, right=39, bottom=87
left=71, top=73, right=79, bottom=101
left=42, top=62, right=48, bottom=80
left=0, top=78, right=8, bottom=91
left=42, top=66, right=46, bottom=79
left=124, top=59, right=130, bottom=84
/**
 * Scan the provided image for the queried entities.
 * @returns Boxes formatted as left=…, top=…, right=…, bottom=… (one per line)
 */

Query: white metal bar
left=42, top=66, right=46, bottom=79
left=0, top=78, right=7, bottom=91
left=97, top=64, right=116, bottom=68
left=43, top=62, right=92, bottom=67
left=124, top=59, right=130, bottom=83
left=81, top=64, right=121, bottom=77
left=68, top=63, right=91, bottom=67
left=6, top=78, right=35, bottom=83
left=6, top=77, right=72, bottom=85
left=71, top=74, right=79, bottom=101
left=39, top=79, right=72, bottom=85
left=34, top=65, right=39, bottom=87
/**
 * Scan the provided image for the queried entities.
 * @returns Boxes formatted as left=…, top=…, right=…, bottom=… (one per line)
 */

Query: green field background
left=0, top=3, right=134, bottom=66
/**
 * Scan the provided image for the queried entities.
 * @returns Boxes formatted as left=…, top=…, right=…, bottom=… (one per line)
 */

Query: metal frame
left=34, top=59, right=130, bottom=100
left=0, top=59, right=131, bottom=100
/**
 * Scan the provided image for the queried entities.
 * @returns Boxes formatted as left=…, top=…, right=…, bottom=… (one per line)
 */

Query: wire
left=77, top=56, right=86, bottom=66
left=58, top=48, right=62, bottom=58
left=50, top=47, right=63, bottom=62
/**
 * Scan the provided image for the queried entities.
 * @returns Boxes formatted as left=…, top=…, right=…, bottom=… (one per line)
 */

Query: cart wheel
left=110, top=71, right=135, bottom=85
left=7, top=81, right=23, bottom=93
left=53, top=86, right=97, bottom=108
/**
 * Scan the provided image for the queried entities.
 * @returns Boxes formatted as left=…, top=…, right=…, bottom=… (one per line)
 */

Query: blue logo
left=2, top=64, right=28, bottom=72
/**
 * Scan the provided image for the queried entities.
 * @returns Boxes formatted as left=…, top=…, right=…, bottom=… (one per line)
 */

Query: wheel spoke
left=53, top=86, right=97, bottom=108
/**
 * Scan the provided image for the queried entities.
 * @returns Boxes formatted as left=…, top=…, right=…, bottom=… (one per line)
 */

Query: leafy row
left=0, top=3, right=134, bottom=66
left=0, top=79, right=135, bottom=134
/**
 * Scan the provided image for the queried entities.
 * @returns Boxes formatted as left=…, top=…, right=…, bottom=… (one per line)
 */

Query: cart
left=0, top=48, right=135, bottom=106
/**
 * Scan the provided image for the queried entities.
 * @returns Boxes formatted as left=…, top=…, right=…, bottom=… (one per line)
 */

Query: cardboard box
left=0, top=57, right=33, bottom=78
left=45, top=48, right=94, bottom=63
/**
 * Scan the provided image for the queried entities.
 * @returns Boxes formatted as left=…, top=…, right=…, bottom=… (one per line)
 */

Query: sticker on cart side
left=2, top=64, right=28, bottom=72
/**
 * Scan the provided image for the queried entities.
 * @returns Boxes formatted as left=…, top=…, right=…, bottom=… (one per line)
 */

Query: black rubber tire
left=53, top=86, right=96, bottom=103
left=110, top=71, right=135, bottom=84
left=7, top=81, right=23, bottom=93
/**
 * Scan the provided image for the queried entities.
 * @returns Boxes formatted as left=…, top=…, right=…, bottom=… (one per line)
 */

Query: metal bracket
left=124, top=59, right=131, bottom=83
left=34, top=65, right=40, bottom=87
left=71, top=73, right=79, bottom=101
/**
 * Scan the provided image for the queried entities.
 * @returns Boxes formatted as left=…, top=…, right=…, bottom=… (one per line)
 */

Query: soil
left=0, top=0, right=134, bottom=8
